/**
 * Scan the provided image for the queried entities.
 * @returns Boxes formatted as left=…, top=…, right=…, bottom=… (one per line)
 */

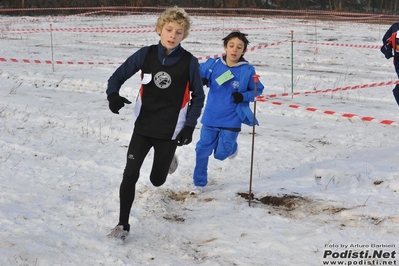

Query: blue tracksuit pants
left=193, top=125, right=239, bottom=187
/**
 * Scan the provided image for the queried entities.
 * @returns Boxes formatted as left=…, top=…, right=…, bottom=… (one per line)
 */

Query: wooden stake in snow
left=290, top=30, right=294, bottom=99
left=249, top=74, right=260, bottom=207
left=50, top=24, right=54, bottom=72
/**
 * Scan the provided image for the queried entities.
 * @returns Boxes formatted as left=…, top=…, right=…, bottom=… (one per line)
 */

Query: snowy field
left=0, top=12, right=398, bottom=266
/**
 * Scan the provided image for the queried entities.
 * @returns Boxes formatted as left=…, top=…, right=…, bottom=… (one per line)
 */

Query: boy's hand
left=107, top=93, right=132, bottom=114
left=385, top=52, right=393, bottom=59
left=176, top=126, right=195, bottom=146
left=232, top=92, right=243, bottom=104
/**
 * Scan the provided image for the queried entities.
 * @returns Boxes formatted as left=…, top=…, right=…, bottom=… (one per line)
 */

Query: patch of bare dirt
left=237, top=192, right=347, bottom=215
left=165, top=189, right=214, bottom=202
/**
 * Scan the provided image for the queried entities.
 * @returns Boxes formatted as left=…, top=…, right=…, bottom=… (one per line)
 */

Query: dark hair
left=222, top=31, right=250, bottom=52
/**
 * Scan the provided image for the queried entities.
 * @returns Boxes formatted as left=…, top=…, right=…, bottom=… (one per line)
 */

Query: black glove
left=385, top=51, right=393, bottom=59
left=381, top=45, right=393, bottom=59
left=176, top=126, right=195, bottom=146
left=232, top=92, right=244, bottom=104
left=107, top=93, right=131, bottom=114
left=201, top=78, right=208, bottom=86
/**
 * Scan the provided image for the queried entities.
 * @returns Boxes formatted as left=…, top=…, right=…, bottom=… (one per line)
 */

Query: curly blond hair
left=156, top=7, right=192, bottom=39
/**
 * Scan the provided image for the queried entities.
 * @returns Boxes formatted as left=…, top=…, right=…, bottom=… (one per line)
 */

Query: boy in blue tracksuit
left=381, top=22, right=399, bottom=105
left=191, top=31, right=264, bottom=194
left=106, top=7, right=205, bottom=240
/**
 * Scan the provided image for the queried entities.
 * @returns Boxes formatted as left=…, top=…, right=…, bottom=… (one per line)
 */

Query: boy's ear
left=155, top=26, right=161, bottom=36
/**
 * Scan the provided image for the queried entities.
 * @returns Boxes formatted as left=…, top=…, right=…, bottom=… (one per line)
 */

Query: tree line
left=0, top=0, right=398, bottom=14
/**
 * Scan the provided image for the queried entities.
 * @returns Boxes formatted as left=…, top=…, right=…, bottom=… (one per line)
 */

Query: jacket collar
left=221, top=55, right=248, bottom=67
left=158, top=41, right=182, bottom=56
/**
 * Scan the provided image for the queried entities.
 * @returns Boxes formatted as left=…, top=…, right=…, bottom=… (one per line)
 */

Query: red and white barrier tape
left=262, top=98, right=398, bottom=126
left=0, top=58, right=124, bottom=65
left=0, top=36, right=379, bottom=65
left=265, top=80, right=399, bottom=99
left=294, top=40, right=381, bottom=49
left=2, top=25, right=283, bottom=34
left=0, top=39, right=288, bottom=64
left=0, top=11, right=104, bottom=24
left=3, top=28, right=155, bottom=34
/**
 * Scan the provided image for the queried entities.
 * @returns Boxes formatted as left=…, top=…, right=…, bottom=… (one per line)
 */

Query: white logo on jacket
left=231, top=80, right=240, bottom=90
left=154, top=71, right=171, bottom=89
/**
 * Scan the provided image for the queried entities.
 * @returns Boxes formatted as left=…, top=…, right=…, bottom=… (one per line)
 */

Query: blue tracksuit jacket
left=200, top=56, right=264, bottom=128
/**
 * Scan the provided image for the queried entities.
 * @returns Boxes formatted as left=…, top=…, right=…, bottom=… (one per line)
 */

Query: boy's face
left=224, top=37, right=246, bottom=66
left=157, top=21, right=185, bottom=55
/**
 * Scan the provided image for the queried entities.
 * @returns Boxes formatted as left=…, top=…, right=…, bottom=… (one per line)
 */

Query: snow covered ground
left=0, top=12, right=398, bottom=266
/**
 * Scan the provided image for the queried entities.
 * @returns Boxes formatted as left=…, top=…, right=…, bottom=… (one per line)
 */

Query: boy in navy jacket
left=106, top=7, right=205, bottom=240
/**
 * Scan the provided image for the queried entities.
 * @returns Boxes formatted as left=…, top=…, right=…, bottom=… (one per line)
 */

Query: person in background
left=105, top=6, right=205, bottom=240
left=381, top=22, right=399, bottom=105
left=191, top=31, right=264, bottom=195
